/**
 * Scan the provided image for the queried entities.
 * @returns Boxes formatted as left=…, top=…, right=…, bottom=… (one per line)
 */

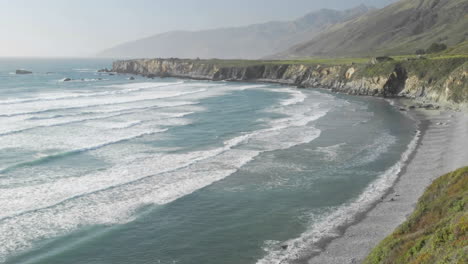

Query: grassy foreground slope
left=364, top=167, right=468, bottom=264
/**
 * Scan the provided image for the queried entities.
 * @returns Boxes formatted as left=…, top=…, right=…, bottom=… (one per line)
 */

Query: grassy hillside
left=276, top=0, right=468, bottom=58
left=445, top=40, right=468, bottom=55
left=364, top=167, right=468, bottom=264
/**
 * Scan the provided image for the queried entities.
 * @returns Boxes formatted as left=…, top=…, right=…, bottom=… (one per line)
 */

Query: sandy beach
left=308, top=102, right=468, bottom=264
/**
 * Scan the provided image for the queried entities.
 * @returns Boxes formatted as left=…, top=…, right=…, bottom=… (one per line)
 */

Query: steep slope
left=98, top=6, right=372, bottom=59
left=365, top=167, right=468, bottom=264
left=277, top=0, right=468, bottom=58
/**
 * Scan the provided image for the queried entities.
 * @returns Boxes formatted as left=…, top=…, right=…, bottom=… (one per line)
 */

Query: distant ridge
left=98, top=5, right=373, bottom=59
left=274, top=0, right=468, bottom=58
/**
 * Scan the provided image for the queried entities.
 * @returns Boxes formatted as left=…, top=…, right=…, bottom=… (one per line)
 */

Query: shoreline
left=307, top=100, right=468, bottom=264
left=109, top=61, right=468, bottom=262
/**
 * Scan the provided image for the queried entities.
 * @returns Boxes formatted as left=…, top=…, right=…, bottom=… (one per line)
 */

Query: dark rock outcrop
left=16, top=69, right=32, bottom=74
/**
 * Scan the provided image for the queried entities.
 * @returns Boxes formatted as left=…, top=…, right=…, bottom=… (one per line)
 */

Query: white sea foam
left=0, top=89, right=205, bottom=117
left=0, top=84, right=333, bottom=262
left=316, top=143, right=346, bottom=161
left=281, top=89, right=307, bottom=106
left=256, top=130, right=421, bottom=264
left=0, top=111, right=141, bottom=136
left=236, top=84, right=269, bottom=91
left=0, top=82, right=185, bottom=105
left=346, top=133, right=397, bottom=167
left=0, top=102, right=326, bottom=219
left=73, top=68, right=96, bottom=73
left=0, top=86, right=205, bottom=117
left=0, top=108, right=195, bottom=156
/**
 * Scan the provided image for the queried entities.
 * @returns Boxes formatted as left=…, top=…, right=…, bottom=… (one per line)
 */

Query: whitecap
left=315, top=143, right=346, bottom=161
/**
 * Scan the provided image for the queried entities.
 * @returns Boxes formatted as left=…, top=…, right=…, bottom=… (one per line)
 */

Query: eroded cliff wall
left=113, top=58, right=468, bottom=108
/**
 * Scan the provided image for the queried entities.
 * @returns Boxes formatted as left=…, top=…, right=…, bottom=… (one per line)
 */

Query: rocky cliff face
left=113, top=58, right=468, bottom=108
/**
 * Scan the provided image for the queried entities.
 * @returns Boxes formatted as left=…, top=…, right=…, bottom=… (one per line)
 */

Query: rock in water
left=16, top=69, right=32, bottom=74
left=62, top=78, right=72, bottom=82
left=128, top=76, right=135, bottom=80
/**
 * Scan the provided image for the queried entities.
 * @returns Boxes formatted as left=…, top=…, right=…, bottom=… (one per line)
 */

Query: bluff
left=364, top=167, right=468, bottom=264
left=112, top=57, right=468, bottom=108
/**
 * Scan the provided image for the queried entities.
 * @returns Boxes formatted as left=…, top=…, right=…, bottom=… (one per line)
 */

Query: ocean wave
left=258, top=87, right=308, bottom=106
left=0, top=112, right=136, bottom=137
left=72, top=68, right=96, bottom=72
left=236, top=84, right=269, bottom=91
left=281, top=89, right=307, bottom=106
left=315, top=143, right=347, bottom=161
left=0, top=88, right=205, bottom=117
left=256, top=130, right=421, bottom=264
left=0, top=81, right=185, bottom=105
left=0, top=99, right=197, bottom=137
left=0, top=128, right=168, bottom=175
left=0, top=89, right=332, bottom=262
left=345, top=133, right=397, bottom=168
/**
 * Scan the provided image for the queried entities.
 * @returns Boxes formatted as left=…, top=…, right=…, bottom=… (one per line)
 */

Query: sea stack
left=15, top=69, right=33, bottom=74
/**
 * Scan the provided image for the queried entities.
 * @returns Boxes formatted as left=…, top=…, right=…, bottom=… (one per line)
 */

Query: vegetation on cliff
left=364, top=167, right=468, bottom=264
left=114, top=53, right=467, bottom=107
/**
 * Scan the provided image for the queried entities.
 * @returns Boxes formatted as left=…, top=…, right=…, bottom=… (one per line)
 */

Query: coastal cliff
left=112, top=57, right=468, bottom=108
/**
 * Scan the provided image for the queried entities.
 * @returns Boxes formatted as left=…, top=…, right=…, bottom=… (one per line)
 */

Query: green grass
left=443, top=41, right=468, bottom=55
left=353, top=55, right=467, bottom=79
left=402, top=57, right=467, bottom=79
left=264, top=57, right=371, bottom=65
left=364, top=167, right=468, bottom=264
left=160, top=52, right=467, bottom=68
left=185, top=57, right=372, bottom=67
left=355, top=61, right=398, bottom=78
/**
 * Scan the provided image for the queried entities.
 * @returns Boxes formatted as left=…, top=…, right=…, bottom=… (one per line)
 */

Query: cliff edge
left=112, top=56, right=468, bottom=109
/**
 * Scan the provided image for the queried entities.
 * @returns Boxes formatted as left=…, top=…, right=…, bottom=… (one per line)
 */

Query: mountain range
left=99, top=0, right=468, bottom=59
left=98, top=5, right=373, bottom=59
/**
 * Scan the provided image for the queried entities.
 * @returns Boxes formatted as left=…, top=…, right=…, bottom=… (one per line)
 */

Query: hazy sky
left=0, top=0, right=396, bottom=57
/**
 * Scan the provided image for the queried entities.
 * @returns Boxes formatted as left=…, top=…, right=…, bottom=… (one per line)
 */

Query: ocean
left=0, top=58, right=417, bottom=264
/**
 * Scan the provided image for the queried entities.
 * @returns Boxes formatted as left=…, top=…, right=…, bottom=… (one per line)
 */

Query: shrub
left=426, top=43, right=447, bottom=54
left=415, top=49, right=426, bottom=55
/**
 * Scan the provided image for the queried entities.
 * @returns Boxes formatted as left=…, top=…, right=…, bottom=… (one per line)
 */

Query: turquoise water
left=0, top=59, right=417, bottom=264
